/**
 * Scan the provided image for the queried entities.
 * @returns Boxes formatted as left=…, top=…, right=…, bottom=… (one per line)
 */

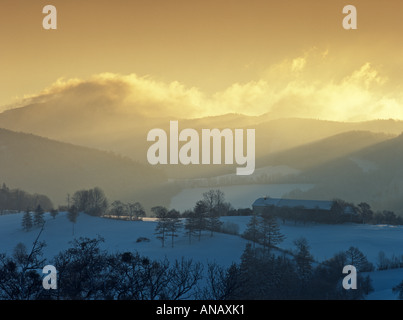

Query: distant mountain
left=160, top=120, right=400, bottom=179
left=257, top=130, right=394, bottom=170
left=0, top=129, right=172, bottom=211
left=2, top=96, right=403, bottom=184
left=283, top=133, right=403, bottom=213
left=2, top=100, right=403, bottom=167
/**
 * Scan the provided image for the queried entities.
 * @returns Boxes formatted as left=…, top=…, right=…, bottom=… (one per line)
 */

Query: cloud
left=8, top=49, right=403, bottom=122
left=12, top=74, right=206, bottom=119
left=212, top=48, right=403, bottom=121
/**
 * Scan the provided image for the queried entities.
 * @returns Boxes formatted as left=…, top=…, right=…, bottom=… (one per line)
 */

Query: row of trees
left=68, top=188, right=148, bottom=221
left=0, top=236, right=203, bottom=300
left=68, top=187, right=108, bottom=217
left=221, top=243, right=374, bottom=300
left=0, top=235, right=379, bottom=300
left=153, top=190, right=231, bottom=247
left=241, top=212, right=376, bottom=274
left=108, top=201, right=146, bottom=220
left=21, top=205, right=46, bottom=231
left=263, top=199, right=403, bottom=226
left=242, top=213, right=285, bottom=250
left=17, top=184, right=403, bottom=233
left=19, top=187, right=163, bottom=235
left=0, top=183, right=53, bottom=214
left=20, top=187, right=110, bottom=234
left=22, top=206, right=61, bottom=232
left=348, top=201, right=403, bottom=225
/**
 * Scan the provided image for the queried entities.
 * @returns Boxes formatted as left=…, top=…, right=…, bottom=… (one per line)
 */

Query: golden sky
left=1, top=0, right=403, bottom=120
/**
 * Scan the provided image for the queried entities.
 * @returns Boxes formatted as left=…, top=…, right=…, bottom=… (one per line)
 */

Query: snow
left=364, top=269, right=403, bottom=300
left=0, top=212, right=247, bottom=267
left=1, top=212, right=403, bottom=300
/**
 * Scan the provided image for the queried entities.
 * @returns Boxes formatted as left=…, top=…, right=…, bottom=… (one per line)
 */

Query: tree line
left=0, top=183, right=53, bottom=214
left=21, top=205, right=58, bottom=232
left=263, top=199, right=403, bottom=225
left=242, top=212, right=285, bottom=250
left=0, top=234, right=381, bottom=300
left=13, top=183, right=403, bottom=236
left=153, top=189, right=233, bottom=247
left=6, top=187, right=403, bottom=300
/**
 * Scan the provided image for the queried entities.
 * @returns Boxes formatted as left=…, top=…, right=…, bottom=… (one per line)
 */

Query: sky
left=1, top=0, right=403, bottom=121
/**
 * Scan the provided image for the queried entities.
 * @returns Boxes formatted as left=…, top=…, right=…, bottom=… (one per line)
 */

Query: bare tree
left=110, top=200, right=127, bottom=218
left=164, top=258, right=203, bottom=300
left=200, top=262, right=241, bottom=300
left=52, top=236, right=107, bottom=300
left=0, top=226, right=46, bottom=300
left=193, top=200, right=208, bottom=241
left=153, top=206, right=169, bottom=248
left=166, top=210, right=182, bottom=248
left=202, top=190, right=225, bottom=236
left=184, top=210, right=198, bottom=244
left=128, top=202, right=146, bottom=220
left=72, top=187, right=108, bottom=216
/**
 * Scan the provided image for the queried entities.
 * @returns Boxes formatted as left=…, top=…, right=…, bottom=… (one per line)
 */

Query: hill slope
left=0, top=128, right=170, bottom=209
left=257, top=130, right=393, bottom=170
left=284, top=133, right=403, bottom=213
left=0, top=212, right=402, bottom=300
left=2, top=98, right=403, bottom=179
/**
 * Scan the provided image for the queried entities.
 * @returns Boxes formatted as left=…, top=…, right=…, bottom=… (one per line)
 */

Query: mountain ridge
left=0, top=128, right=172, bottom=211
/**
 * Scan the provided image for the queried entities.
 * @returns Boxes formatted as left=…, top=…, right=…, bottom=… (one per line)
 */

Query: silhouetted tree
left=184, top=210, right=198, bottom=244
left=193, top=200, right=208, bottom=241
left=0, top=184, right=52, bottom=213
left=345, top=246, right=374, bottom=272
left=166, top=210, right=182, bottom=248
left=242, top=214, right=261, bottom=249
left=357, top=202, right=373, bottom=224
left=293, top=237, right=314, bottom=289
left=0, top=227, right=46, bottom=300
left=200, top=262, right=241, bottom=300
left=153, top=206, right=169, bottom=248
left=110, top=200, right=127, bottom=218
left=33, top=205, right=45, bottom=227
left=22, top=209, right=33, bottom=232
left=52, top=236, right=107, bottom=300
left=258, top=214, right=285, bottom=250
left=72, top=187, right=108, bottom=217
left=67, top=205, right=79, bottom=235
left=164, top=258, right=203, bottom=300
left=202, top=190, right=224, bottom=236
left=128, top=202, right=146, bottom=220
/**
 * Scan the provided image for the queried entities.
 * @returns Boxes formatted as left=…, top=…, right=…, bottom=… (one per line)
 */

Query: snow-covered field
left=1, top=212, right=402, bottom=300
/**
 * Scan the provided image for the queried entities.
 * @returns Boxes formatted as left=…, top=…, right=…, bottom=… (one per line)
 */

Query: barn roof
left=252, top=197, right=333, bottom=211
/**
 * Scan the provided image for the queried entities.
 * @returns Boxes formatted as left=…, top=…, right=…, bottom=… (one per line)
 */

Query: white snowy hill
left=0, top=212, right=402, bottom=300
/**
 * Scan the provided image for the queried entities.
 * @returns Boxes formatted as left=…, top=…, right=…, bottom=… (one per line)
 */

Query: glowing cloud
left=7, top=49, right=403, bottom=122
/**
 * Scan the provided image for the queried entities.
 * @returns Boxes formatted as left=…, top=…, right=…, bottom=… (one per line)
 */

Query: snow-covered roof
left=252, top=197, right=333, bottom=211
